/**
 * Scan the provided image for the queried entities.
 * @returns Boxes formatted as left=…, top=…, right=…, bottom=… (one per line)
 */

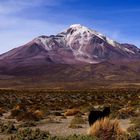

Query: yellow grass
left=34, top=110, right=44, bottom=119
left=87, top=117, right=126, bottom=140
left=64, top=109, right=80, bottom=116
left=0, top=107, right=5, bottom=114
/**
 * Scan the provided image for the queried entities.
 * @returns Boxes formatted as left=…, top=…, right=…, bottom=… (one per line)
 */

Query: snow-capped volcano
left=0, top=24, right=140, bottom=66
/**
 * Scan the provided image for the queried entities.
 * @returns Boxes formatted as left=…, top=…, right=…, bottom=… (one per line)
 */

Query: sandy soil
left=0, top=112, right=133, bottom=139
left=33, top=116, right=132, bottom=136
left=33, top=116, right=89, bottom=136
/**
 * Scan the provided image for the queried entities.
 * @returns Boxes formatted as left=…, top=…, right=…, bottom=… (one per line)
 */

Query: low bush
left=57, top=135, right=97, bottom=140
left=127, top=117, right=140, bottom=140
left=9, top=128, right=97, bottom=140
left=0, top=121, right=17, bottom=134
left=10, top=105, right=44, bottom=121
left=9, top=128, right=50, bottom=140
left=117, top=107, right=138, bottom=119
left=87, top=117, right=126, bottom=140
left=0, top=107, right=6, bottom=116
left=127, top=131, right=140, bottom=140
left=70, top=114, right=86, bottom=125
left=69, top=124, right=83, bottom=129
left=64, top=109, right=80, bottom=116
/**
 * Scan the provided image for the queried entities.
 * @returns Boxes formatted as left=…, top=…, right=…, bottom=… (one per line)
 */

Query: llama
left=88, top=107, right=110, bottom=126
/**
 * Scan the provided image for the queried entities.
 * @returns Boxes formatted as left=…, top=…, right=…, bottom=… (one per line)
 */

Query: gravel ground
left=34, top=116, right=89, bottom=136
left=0, top=112, right=133, bottom=139
left=33, top=116, right=132, bottom=136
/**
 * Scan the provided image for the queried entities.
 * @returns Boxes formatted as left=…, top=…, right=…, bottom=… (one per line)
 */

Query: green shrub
left=12, top=128, right=50, bottom=140
left=127, top=131, right=140, bottom=140
left=9, top=128, right=97, bottom=140
left=69, top=114, right=86, bottom=129
left=57, top=135, right=97, bottom=140
left=117, top=107, right=138, bottom=119
left=68, top=124, right=83, bottom=129
left=70, top=114, right=86, bottom=125
left=0, top=121, right=17, bottom=134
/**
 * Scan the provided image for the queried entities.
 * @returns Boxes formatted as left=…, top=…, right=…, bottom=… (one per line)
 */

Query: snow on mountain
left=0, top=24, right=140, bottom=66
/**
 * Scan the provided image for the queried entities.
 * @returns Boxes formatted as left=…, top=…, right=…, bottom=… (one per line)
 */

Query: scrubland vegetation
left=0, top=88, right=139, bottom=140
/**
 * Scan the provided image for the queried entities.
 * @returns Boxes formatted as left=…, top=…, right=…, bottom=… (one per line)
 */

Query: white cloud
left=0, top=0, right=61, bottom=15
left=0, top=16, right=67, bottom=54
left=0, top=0, right=67, bottom=54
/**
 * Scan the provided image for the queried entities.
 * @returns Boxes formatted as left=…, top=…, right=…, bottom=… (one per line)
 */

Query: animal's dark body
left=88, top=107, right=110, bottom=126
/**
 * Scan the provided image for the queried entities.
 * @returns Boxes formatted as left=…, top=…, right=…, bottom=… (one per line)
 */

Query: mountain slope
left=0, top=60, right=140, bottom=89
left=0, top=24, right=140, bottom=88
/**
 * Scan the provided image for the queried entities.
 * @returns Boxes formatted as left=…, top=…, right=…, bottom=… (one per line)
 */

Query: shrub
left=9, top=104, right=27, bottom=119
left=10, top=109, right=21, bottom=118
left=127, top=117, right=140, bottom=140
left=130, top=117, right=140, bottom=129
left=0, top=121, right=17, bottom=134
left=127, top=131, right=140, bottom=140
left=87, top=117, right=126, bottom=140
left=64, top=109, right=80, bottom=116
left=69, top=124, right=83, bottom=129
left=0, top=107, right=6, bottom=115
left=70, top=114, right=86, bottom=125
left=117, top=107, right=138, bottom=119
left=14, top=104, right=26, bottom=111
left=10, top=106, right=43, bottom=121
left=69, top=114, right=86, bottom=129
left=34, top=110, right=44, bottom=119
left=10, top=132, right=97, bottom=140
left=58, top=135, right=97, bottom=140
left=16, top=111, right=39, bottom=121
left=10, top=128, right=50, bottom=140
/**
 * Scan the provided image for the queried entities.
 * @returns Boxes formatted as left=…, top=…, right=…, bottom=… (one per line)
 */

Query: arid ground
left=0, top=88, right=139, bottom=139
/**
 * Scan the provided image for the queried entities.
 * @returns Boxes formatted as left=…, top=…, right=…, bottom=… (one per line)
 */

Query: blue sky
left=0, top=0, right=140, bottom=54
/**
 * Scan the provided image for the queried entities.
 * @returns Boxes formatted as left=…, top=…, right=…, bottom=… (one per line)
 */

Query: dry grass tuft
left=16, top=110, right=44, bottom=121
left=64, top=108, right=80, bottom=116
left=10, top=104, right=44, bottom=121
left=70, top=114, right=86, bottom=124
left=14, top=104, right=26, bottom=111
left=33, top=110, right=44, bottom=119
left=69, top=114, right=86, bottom=129
left=0, top=108, right=6, bottom=115
left=87, top=117, right=126, bottom=140
left=117, top=107, right=138, bottom=119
